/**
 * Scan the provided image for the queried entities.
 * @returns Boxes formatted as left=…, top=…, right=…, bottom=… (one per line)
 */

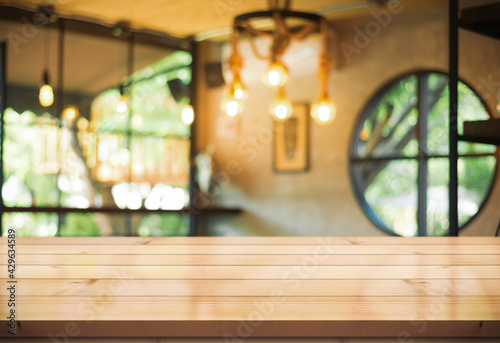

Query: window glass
left=2, top=29, right=192, bottom=237
left=350, top=71, right=497, bottom=236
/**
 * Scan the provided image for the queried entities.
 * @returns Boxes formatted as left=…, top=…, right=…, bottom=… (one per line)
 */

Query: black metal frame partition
left=0, top=42, right=5, bottom=237
left=0, top=6, right=240, bottom=237
left=449, top=0, right=500, bottom=236
left=449, top=0, right=459, bottom=236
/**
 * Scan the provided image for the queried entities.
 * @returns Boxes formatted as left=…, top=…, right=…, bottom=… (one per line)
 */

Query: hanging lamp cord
left=44, top=26, right=50, bottom=79
left=316, top=18, right=330, bottom=97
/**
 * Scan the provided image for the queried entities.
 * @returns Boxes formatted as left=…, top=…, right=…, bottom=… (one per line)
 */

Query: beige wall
left=195, top=3, right=500, bottom=237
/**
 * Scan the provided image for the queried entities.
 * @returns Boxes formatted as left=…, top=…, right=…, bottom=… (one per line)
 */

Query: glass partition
left=1, top=21, right=192, bottom=237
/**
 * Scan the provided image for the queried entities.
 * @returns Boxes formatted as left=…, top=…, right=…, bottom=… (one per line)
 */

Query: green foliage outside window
left=2, top=51, right=192, bottom=237
left=351, top=71, right=497, bottom=237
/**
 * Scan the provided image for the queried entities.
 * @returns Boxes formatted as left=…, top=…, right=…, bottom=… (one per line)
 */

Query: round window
left=350, top=71, right=497, bottom=236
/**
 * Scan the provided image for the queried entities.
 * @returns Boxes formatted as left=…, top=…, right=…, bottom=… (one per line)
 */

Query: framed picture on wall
left=273, top=103, right=309, bottom=172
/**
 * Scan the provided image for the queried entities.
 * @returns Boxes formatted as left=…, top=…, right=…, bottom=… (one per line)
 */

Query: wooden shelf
left=191, top=206, right=242, bottom=215
left=459, top=134, right=500, bottom=146
left=460, top=2, right=500, bottom=40
left=460, top=118, right=500, bottom=146
left=2, top=206, right=242, bottom=215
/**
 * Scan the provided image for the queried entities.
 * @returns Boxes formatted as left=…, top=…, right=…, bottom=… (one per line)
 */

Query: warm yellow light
left=116, top=96, right=129, bottom=115
left=262, top=62, right=289, bottom=88
left=224, top=100, right=240, bottom=117
left=181, top=105, right=195, bottom=125
left=77, top=117, right=89, bottom=131
left=39, top=84, right=54, bottom=107
left=269, top=89, right=293, bottom=121
left=132, top=161, right=145, bottom=177
left=90, top=120, right=99, bottom=132
left=97, top=163, right=112, bottom=182
left=131, top=114, right=143, bottom=127
left=232, top=75, right=248, bottom=101
left=234, top=88, right=244, bottom=100
left=220, top=72, right=248, bottom=118
left=497, top=89, right=500, bottom=114
left=359, top=127, right=370, bottom=141
left=62, top=106, right=79, bottom=122
left=311, top=97, right=336, bottom=125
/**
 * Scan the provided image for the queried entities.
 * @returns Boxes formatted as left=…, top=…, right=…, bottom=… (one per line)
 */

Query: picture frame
left=273, top=103, right=309, bottom=172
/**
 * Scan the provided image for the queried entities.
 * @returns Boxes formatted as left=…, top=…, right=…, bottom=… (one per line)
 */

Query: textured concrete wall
left=195, top=3, right=500, bottom=237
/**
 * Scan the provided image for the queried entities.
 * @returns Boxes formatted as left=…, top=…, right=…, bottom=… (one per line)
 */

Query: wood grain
left=7, top=236, right=500, bottom=245
left=3, top=279, right=499, bottom=296
left=6, top=253, right=500, bottom=265
left=2, top=296, right=500, bottom=321
left=2, top=265, right=500, bottom=279
left=2, top=243, right=500, bottom=254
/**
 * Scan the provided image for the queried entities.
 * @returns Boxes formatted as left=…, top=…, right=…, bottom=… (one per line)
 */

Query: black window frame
left=0, top=9, right=197, bottom=237
left=349, top=69, right=499, bottom=237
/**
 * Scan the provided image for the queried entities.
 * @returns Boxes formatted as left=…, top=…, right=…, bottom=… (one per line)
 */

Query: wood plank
left=1, top=296, right=499, bottom=321
left=3, top=236, right=500, bottom=245
left=2, top=244, right=500, bottom=254
left=2, top=320, right=499, bottom=338
left=7, top=253, right=500, bottom=266
left=3, top=265, right=500, bottom=279
left=3, top=278, right=499, bottom=297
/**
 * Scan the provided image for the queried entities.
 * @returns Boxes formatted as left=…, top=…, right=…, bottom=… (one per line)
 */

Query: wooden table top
left=1, top=236, right=499, bottom=338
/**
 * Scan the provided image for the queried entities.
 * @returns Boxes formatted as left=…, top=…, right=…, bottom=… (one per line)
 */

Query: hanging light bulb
left=311, top=19, right=335, bottom=126
left=221, top=72, right=248, bottom=117
left=497, top=88, right=500, bottom=114
left=181, top=105, right=195, bottom=125
left=262, top=62, right=289, bottom=89
left=39, top=70, right=54, bottom=107
left=231, top=73, right=249, bottom=101
left=77, top=117, right=89, bottom=131
left=131, top=114, right=143, bottom=127
left=116, top=97, right=128, bottom=114
left=311, top=95, right=336, bottom=125
left=116, top=84, right=129, bottom=115
left=269, top=87, right=293, bottom=121
left=62, top=106, right=79, bottom=122
left=221, top=98, right=241, bottom=117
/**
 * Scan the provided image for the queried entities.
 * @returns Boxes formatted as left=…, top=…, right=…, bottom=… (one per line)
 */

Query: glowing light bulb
left=131, top=114, right=143, bottom=127
left=39, top=84, right=54, bottom=107
left=220, top=74, right=247, bottom=117
left=359, top=127, right=370, bottom=141
left=311, top=97, right=336, bottom=125
left=39, top=71, right=54, bottom=107
left=62, top=106, right=79, bottom=122
left=116, top=96, right=129, bottom=115
left=497, top=89, right=500, bottom=114
left=232, top=76, right=248, bottom=101
left=263, top=62, right=289, bottom=88
left=234, top=88, right=244, bottom=100
left=77, top=117, right=89, bottom=131
left=275, top=105, right=289, bottom=120
left=181, top=105, right=195, bottom=125
left=269, top=89, right=293, bottom=121
left=97, top=163, right=112, bottom=182
left=225, top=101, right=239, bottom=117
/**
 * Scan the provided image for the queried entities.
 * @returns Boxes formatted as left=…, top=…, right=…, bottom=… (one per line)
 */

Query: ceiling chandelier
left=222, top=0, right=336, bottom=124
